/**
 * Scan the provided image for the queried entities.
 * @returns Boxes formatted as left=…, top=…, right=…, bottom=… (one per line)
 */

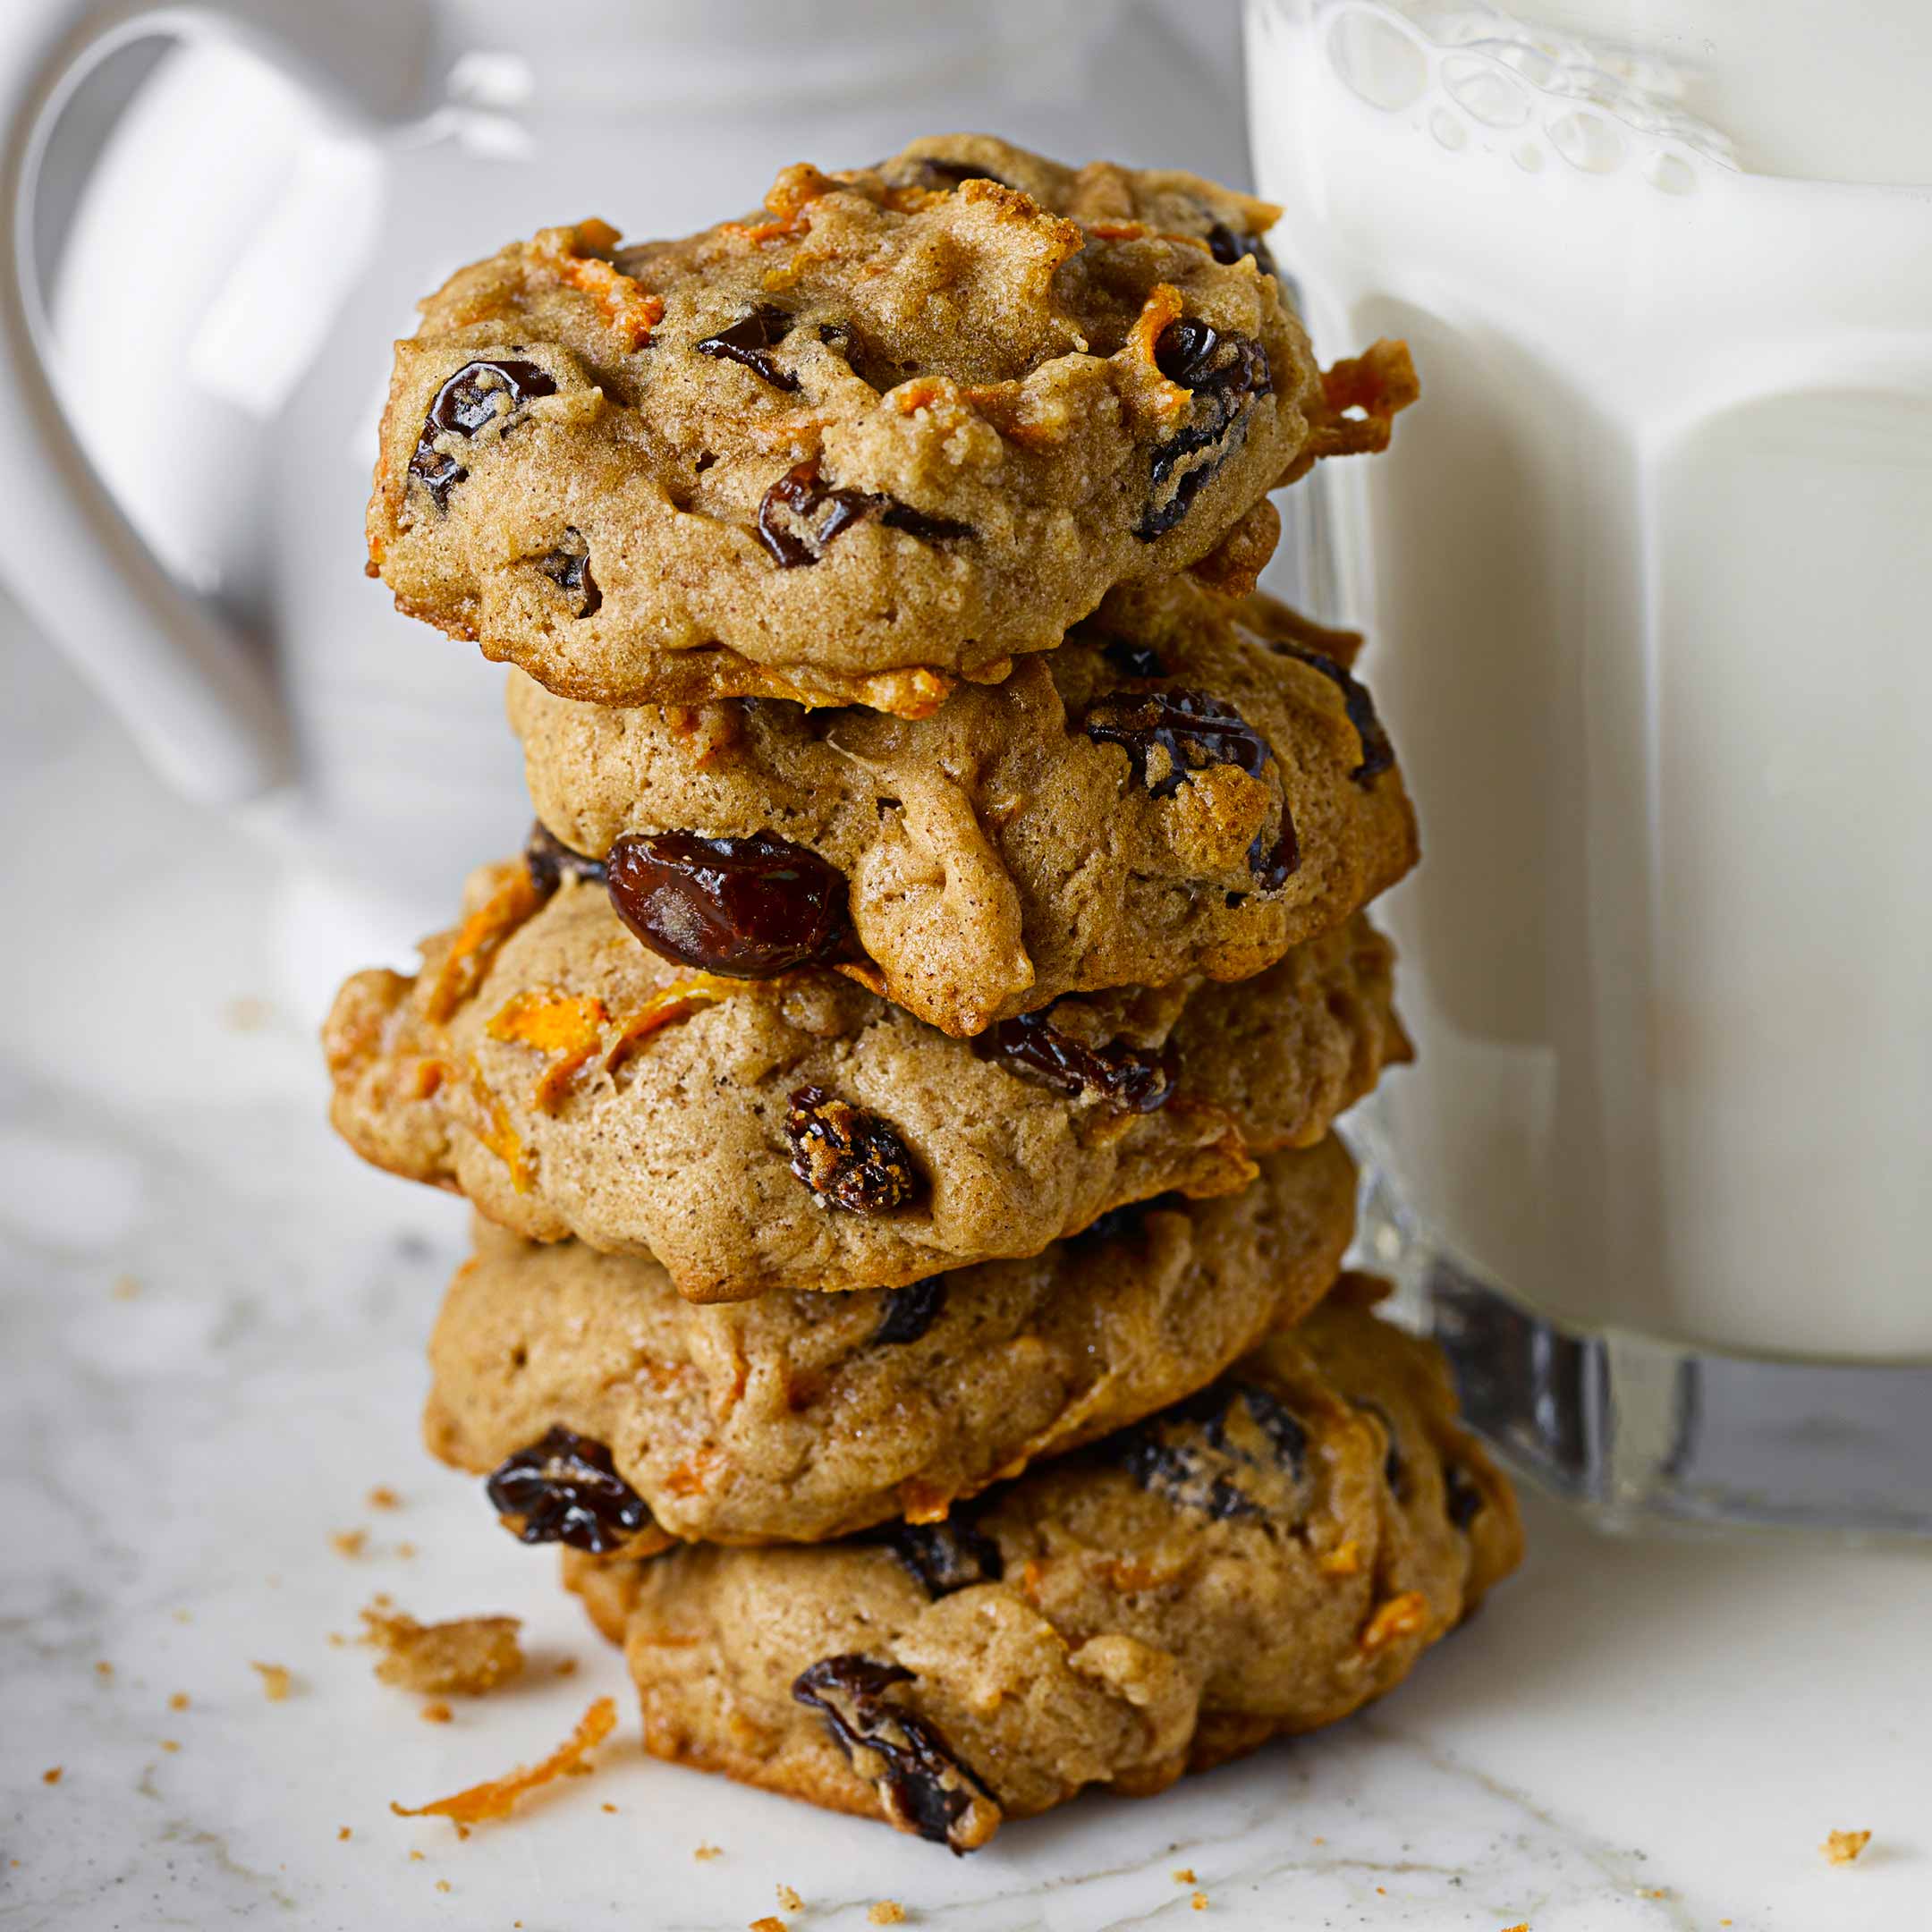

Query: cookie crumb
left=391, top=1697, right=615, bottom=1828
left=397, top=1542, right=419, bottom=1560
left=1173, top=1868, right=1196, bottom=1884
left=160, top=1741, right=180, bottom=1754
left=421, top=1702, right=453, bottom=1724
left=251, top=1663, right=292, bottom=1701
left=694, top=1843, right=722, bottom=1860
left=1191, top=1896, right=1208, bottom=1913
left=776, top=1882, right=803, bottom=1910
left=751, top=1920, right=786, bottom=1932
left=111, top=1274, right=141, bottom=1300
left=330, top=1529, right=369, bottom=1559
left=168, top=1692, right=190, bottom=1711
left=869, top=1907, right=906, bottom=1928
left=338, top=1826, right=352, bottom=1842
left=601, top=1802, right=617, bottom=1815
left=409, top=1851, right=424, bottom=1863
left=435, top=1879, right=451, bottom=1894
left=173, top=1608, right=192, bottom=1624
left=363, top=1606, right=524, bottom=1696
left=1823, top=1828, right=1871, bottom=1866
left=95, top=1660, right=114, bottom=1680
left=368, top=1487, right=403, bottom=1510
left=1501, top=1923, right=1530, bottom=1931
left=555, top=1657, right=579, bottom=1677
left=41, top=1767, right=62, bottom=1785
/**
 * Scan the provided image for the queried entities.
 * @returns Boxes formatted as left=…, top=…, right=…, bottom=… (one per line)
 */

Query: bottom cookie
left=565, top=1281, right=1521, bottom=1851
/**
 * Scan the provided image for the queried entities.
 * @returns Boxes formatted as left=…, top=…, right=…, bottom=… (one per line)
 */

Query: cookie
left=511, top=578, right=1415, bottom=1038
left=425, top=1137, right=1357, bottom=1554
left=564, top=1281, right=1521, bottom=1850
left=323, top=854, right=1406, bottom=1299
left=367, top=132, right=1416, bottom=716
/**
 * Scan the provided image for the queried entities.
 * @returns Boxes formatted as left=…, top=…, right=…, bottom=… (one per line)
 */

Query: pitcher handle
left=0, top=0, right=436, bottom=803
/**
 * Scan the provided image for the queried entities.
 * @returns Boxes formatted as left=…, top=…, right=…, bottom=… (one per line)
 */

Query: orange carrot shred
left=390, top=1696, right=616, bottom=1828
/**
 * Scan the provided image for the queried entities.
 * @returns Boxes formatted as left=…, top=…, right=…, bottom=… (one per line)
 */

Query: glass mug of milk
left=1246, top=0, right=1931, bottom=1530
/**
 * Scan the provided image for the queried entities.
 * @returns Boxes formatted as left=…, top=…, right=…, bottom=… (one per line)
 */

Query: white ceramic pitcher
left=0, top=0, right=1246, bottom=1000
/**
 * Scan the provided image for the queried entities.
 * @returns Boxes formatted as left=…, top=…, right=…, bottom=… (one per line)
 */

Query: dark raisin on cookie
left=525, top=822, right=608, bottom=894
left=786, top=1086, right=924, bottom=1214
left=605, top=829, right=851, bottom=977
left=1136, top=326, right=1272, bottom=542
left=972, top=1007, right=1176, bottom=1114
left=1205, top=217, right=1282, bottom=281
left=887, top=156, right=1018, bottom=193
left=756, top=458, right=973, bottom=567
left=1445, top=1462, right=1487, bottom=1530
left=871, top=1276, right=948, bottom=1346
left=1274, top=643, right=1394, bottom=787
left=1081, top=687, right=1275, bottom=800
left=410, top=357, right=557, bottom=512
left=792, top=1654, right=999, bottom=1852
left=1245, top=821, right=1301, bottom=894
left=536, top=526, right=601, bottom=617
left=484, top=1426, right=653, bottom=1553
left=1114, top=1380, right=1309, bottom=1521
left=874, top=1518, right=1004, bottom=1597
left=694, top=305, right=801, bottom=393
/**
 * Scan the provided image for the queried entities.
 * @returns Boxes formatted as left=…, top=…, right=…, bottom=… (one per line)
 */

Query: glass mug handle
left=0, top=0, right=435, bottom=804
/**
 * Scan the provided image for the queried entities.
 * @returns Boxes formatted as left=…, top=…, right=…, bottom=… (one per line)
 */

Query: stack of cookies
left=326, top=135, right=1521, bottom=1852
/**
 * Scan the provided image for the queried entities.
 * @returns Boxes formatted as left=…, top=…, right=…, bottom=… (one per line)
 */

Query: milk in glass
left=1246, top=0, right=1932, bottom=1355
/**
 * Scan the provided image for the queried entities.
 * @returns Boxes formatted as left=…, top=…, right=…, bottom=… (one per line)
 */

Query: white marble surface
left=2, top=613, right=1929, bottom=1932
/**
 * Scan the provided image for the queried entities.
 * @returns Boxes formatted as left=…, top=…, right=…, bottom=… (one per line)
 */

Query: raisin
left=1100, top=638, right=1168, bottom=681
left=874, top=1518, right=1004, bottom=1597
left=1135, top=331, right=1271, bottom=542
left=606, top=829, right=850, bottom=977
left=1275, top=643, right=1394, bottom=787
left=792, top=1655, right=998, bottom=1852
left=786, top=1086, right=924, bottom=1214
left=484, top=1427, right=652, bottom=1554
left=973, top=1007, right=1176, bottom=1114
left=756, top=458, right=973, bottom=568
left=1245, top=822, right=1301, bottom=894
left=890, top=156, right=1017, bottom=192
left=525, top=822, right=607, bottom=894
left=694, top=305, right=801, bottom=393
left=1205, top=217, right=1282, bottom=281
left=536, top=527, right=600, bottom=617
left=1082, top=687, right=1274, bottom=801
left=872, top=1276, right=947, bottom=1346
left=410, top=357, right=556, bottom=512
left=1114, top=1381, right=1309, bottom=1521
left=1445, top=1462, right=1486, bottom=1530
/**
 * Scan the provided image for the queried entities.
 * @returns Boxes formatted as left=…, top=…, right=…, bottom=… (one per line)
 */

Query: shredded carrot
left=1125, top=284, right=1192, bottom=426
left=604, top=977, right=739, bottom=1072
left=1359, top=1590, right=1431, bottom=1655
left=467, top=1061, right=531, bottom=1192
left=423, top=871, right=545, bottom=1024
left=531, top=223, right=662, bottom=348
left=1310, top=340, right=1420, bottom=460
left=390, top=1697, right=616, bottom=1829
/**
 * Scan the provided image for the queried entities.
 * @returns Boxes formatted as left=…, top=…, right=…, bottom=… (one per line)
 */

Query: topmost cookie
left=368, top=134, right=1414, bottom=716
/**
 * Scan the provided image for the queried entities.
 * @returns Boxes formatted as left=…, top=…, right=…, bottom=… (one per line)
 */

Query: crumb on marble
left=390, top=1696, right=615, bottom=1829
left=1501, top=1922, right=1530, bottom=1930
left=173, top=1608, right=192, bottom=1623
left=556, top=1657, right=579, bottom=1677
left=95, top=1660, right=114, bottom=1681
left=168, top=1692, right=190, bottom=1711
left=1191, top=1896, right=1208, bottom=1914
left=338, top=1826, right=352, bottom=1842
left=397, top=1542, right=419, bottom=1560
left=41, top=1767, right=62, bottom=1785
left=422, top=1701, right=453, bottom=1724
left=1173, top=1868, right=1196, bottom=1884
left=160, top=1740, right=180, bottom=1754
left=409, top=1851, right=424, bottom=1862
left=111, top=1274, right=141, bottom=1300
left=251, top=1662, right=292, bottom=1701
left=602, top=1802, right=617, bottom=1814
left=869, top=1905, right=906, bottom=1927
left=694, top=1843, right=722, bottom=1860
left=751, top=1919, right=785, bottom=1932
left=331, top=1529, right=369, bottom=1559
left=363, top=1605, right=524, bottom=1696
left=435, top=1879, right=451, bottom=1894
left=368, top=1486, right=403, bottom=1510
left=776, top=1882, right=802, bottom=1911
left=1823, top=1828, right=1871, bottom=1866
